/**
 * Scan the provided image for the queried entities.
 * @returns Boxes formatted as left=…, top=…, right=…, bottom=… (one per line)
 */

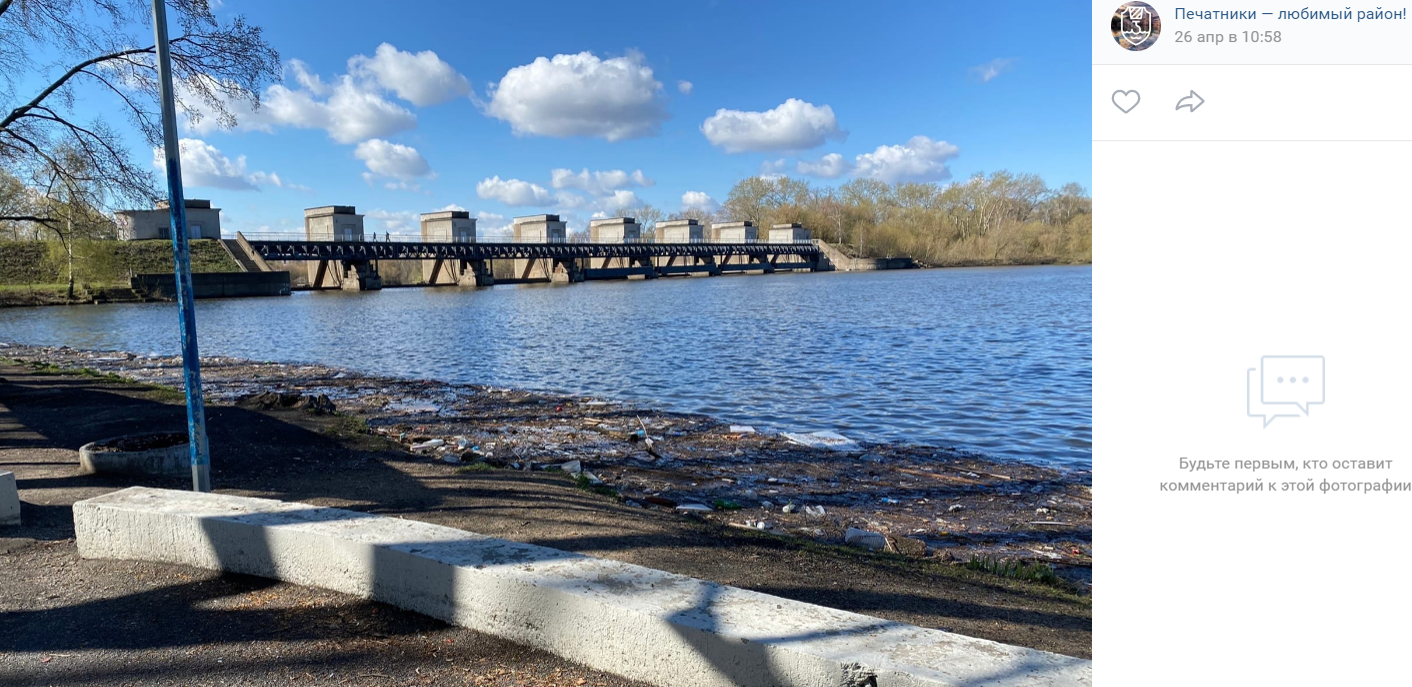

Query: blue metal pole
left=151, top=0, right=211, bottom=492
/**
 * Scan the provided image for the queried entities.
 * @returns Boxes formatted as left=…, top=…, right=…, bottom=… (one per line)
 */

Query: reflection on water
left=0, top=266, right=1092, bottom=467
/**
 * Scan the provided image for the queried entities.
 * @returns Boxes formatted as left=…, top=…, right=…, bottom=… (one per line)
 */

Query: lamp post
left=151, top=0, right=211, bottom=492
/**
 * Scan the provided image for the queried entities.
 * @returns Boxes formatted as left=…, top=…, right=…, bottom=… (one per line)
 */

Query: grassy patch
left=23, top=361, right=67, bottom=374
left=574, top=473, right=620, bottom=499
left=456, top=462, right=498, bottom=473
left=74, top=367, right=133, bottom=384
left=0, top=283, right=71, bottom=293
left=20, top=361, right=124, bottom=383
left=23, top=361, right=133, bottom=385
left=965, top=555, right=1062, bottom=586
left=14, top=359, right=190, bottom=404
left=142, top=385, right=188, bottom=404
left=324, top=414, right=370, bottom=437
left=703, top=522, right=1087, bottom=603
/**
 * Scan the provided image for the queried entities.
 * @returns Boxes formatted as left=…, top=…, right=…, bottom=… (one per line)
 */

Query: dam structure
left=231, top=208, right=825, bottom=291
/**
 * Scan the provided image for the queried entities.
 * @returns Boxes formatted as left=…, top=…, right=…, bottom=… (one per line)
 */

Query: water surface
left=0, top=266, right=1092, bottom=467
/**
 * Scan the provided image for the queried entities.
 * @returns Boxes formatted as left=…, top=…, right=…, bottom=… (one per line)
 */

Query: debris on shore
left=1, top=343, right=1093, bottom=588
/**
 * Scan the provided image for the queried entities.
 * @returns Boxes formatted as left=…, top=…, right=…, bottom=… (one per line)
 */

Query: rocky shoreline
left=0, top=341, right=1092, bottom=589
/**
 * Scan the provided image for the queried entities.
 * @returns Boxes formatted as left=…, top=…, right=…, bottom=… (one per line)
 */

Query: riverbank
left=0, top=284, right=158, bottom=308
left=1, top=341, right=1091, bottom=583
left=0, top=350, right=1091, bottom=660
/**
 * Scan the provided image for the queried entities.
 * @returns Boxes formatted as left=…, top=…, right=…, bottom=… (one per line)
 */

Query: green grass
left=965, top=555, right=1062, bottom=586
left=14, top=359, right=189, bottom=403
left=324, top=414, right=370, bottom=437
left=0, top=239, right=240, bottom=290
left=23, top=361, right=67, bottom=374
left=21, top=361, right=128, bottom=384
left=142, top=385, right=188, bottom=403
left=456, top=462, right=498, bottom=473
left=72, top=367, right=133, bottom=384
left=573, top=473, right=620, bottom=499
left=0, top=283, right=72, bottom=292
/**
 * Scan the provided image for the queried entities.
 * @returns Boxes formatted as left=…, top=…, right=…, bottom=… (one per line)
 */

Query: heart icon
left=1112, top=90, right=1140, bottom=113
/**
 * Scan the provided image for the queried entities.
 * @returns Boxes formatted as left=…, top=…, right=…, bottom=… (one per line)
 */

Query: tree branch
left=0, top=215, right=60, bottom=228
left=0, top=45, right=156, bottom=133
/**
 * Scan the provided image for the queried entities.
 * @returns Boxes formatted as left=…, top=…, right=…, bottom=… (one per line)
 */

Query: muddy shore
left=0, top=341, right=1092, bottom=587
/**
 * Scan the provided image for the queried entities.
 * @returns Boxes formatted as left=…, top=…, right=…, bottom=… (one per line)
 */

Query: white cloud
left=262, top=74, right=418, bottom=144
left=485, top=51, right=667, bottom=141
left=349, top=43, right=471, bottom=106
left=700, top=98, right=845, bottom=153
left=440, top=203, right=468, bottom=212
left=476, top=176, right=554, bottom=206
left=155, top=138, right=308, bottom=192
left=176, top=76, right=270, bottom=135
left=760, top=158, right=788, bottom=175
left=970, top=58, right=1016, bottom=83
left=182, top=59, right=417, bottom=143
left=555, top=192, right=590, bottom=210
left=170, top=139, right=254, bottom=190
left=797, top=152, right=854, bottom=179
left=379, top=179, right=426, bottom=193
left=549, top=167, right=654, bottom=195
left=681, top=190, right=720, bottom=212
left=601, top=189, right=640, bottom=211
left=365, top=209, right=418, bottom=232
left=354, top=139, right=432, bottom=180
left=853, top=135, right=960, bottom=183
left=289, top=60, right=330, bottom=96
left=247, top=171, right=312, bottom=192
left=677, top=80, right=693, bottom=95
left=477, top=211, right=511, bottom=238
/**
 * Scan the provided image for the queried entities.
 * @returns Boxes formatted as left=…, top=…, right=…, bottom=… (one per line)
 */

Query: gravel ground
left=0, top=538, right=652, bottom=687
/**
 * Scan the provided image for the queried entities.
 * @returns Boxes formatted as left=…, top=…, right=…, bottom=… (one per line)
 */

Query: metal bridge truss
left=245, top=240, right=821, bottom=263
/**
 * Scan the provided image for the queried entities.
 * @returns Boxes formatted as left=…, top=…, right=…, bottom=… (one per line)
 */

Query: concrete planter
left=79, top=432, right=189, bottom=476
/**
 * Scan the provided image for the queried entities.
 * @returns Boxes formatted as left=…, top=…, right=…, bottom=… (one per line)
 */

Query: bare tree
left=712, top=171, right=1089, bottom=265
left=0, top=0, right=280, bottom=216
left=0, top=168, right=38, bottom=239
left=722, top=176, right=773, bottom=225
left=617, top=203, right=662, bottom=239
left=19, top=146, right=118, bottom=298
left=670, top=205, right=720, bottom=225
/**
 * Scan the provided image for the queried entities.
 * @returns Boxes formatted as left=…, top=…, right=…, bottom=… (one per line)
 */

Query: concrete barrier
left=74, top=488, right=1091, bottom=687
left=79, top=433, right=189, bottom=476
left=131, top=271, right=291, bottom=299
left=1, top=471, right=18, bottom=526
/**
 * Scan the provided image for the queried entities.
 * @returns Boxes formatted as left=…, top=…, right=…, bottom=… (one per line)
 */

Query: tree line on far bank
left=615, top=172, right=1090, bottom=267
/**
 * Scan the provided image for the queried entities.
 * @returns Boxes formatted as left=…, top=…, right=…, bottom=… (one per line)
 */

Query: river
left=0, top=265, right=1092, bottom=468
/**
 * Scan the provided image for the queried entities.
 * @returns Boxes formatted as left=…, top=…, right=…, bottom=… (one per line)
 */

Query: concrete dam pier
left=227, top=207, right=832, bottom=292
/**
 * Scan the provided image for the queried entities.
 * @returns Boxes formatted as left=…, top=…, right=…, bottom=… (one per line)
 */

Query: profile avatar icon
left=1112, top=2, right=1161, bottom=51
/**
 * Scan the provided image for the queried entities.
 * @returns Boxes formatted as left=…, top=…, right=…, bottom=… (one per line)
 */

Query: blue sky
left=98, top=1, right=1091, bottom=236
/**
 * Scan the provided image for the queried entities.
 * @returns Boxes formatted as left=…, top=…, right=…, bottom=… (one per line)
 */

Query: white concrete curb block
left=0, top=471, right=18, bottom=526
left=74, top=487, right=1091, bottom=687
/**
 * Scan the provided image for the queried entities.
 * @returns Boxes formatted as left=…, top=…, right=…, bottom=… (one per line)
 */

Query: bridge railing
left=235, top=232, right=816, bottom=245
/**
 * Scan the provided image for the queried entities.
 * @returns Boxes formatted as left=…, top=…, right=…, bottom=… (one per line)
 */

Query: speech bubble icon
left=1248, top=368, right=1301, bottom=427
left=1260, top=355, right=1325, bottom=414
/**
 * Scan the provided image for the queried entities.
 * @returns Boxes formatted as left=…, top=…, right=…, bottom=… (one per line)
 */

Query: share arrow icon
left=1175, top=90, right=1205, bottom=112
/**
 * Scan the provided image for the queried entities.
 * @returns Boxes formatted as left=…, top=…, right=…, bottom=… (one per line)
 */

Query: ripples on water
left=0, top=266, right=1092, bottom=468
